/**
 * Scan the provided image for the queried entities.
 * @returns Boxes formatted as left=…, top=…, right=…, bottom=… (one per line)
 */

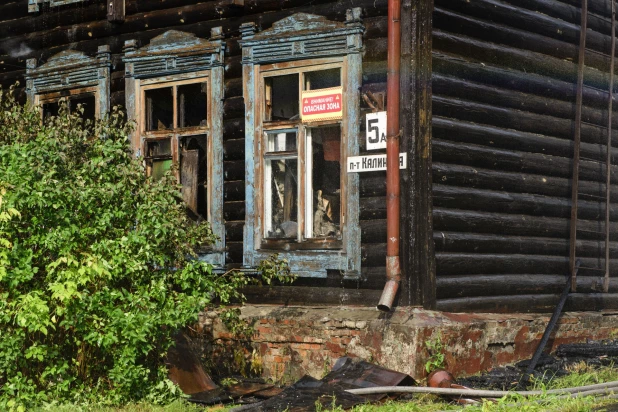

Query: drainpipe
left=377, top=0, right=402, bottom=312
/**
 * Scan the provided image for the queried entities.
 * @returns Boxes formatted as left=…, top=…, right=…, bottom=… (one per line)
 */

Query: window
left=240, top=10, right=364, bottom=278
left=38, top=89, right=98, bottom=122
left=25, top=48, right=111, bottom=121
left=260, top=68, right=343, bottom=248
left=141, top=78, right=210, bottom=218
left=123, top=29, right=226, bottom=267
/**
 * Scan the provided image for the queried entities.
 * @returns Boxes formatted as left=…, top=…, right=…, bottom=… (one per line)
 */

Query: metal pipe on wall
left=377, top=0, right=402, bottom=311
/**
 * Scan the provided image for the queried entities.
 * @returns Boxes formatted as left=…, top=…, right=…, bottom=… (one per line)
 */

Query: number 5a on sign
left=366, top=111, right=387, bottom=151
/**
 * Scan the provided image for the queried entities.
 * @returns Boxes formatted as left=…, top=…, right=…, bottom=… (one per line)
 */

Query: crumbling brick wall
left=200, top=305, right=618, bottom=383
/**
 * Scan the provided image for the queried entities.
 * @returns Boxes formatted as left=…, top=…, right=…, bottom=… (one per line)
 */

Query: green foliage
left=424, top=333, right=446, bottom=374
left=0, top=87, right=294, bottom=409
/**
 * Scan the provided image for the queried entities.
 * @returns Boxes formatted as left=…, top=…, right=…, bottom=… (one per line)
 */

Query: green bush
left=0, top=87, right=292, bottom=410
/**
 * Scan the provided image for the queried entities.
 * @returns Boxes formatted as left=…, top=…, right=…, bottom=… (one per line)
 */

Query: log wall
left=4, top=0, right=618, bottom=312
left=432, top=0, right=618, bottom=312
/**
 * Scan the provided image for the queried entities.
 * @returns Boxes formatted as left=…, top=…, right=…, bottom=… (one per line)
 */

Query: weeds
left=424, top=333, right=446, bottom=374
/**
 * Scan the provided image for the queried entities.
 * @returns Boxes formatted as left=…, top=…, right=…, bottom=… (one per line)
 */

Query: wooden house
left=2, top=0, right=617, bottom=313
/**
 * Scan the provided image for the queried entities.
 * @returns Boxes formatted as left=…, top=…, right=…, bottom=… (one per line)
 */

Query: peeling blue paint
left=240, top=9, right=364, bottom=278
left=123, top=29, right=227, bottom=267
left=25, top=45, right=111, bottom=119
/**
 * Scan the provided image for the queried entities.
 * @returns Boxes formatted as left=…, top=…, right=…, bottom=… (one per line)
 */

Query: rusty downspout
left=377, top=0, right=402, bottom=312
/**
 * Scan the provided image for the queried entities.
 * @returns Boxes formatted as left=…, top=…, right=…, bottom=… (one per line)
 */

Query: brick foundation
left=203, top=306, right=618, bottom=383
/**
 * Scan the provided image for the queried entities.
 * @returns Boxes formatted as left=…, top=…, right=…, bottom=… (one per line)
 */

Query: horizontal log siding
left=432, top=0, right=618, bottom=312
left=0, top=0, right=390, bottom=305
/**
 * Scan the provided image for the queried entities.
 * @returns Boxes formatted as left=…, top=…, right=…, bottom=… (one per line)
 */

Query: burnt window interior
left=180, top=135, right=208, bottom=218
left=265, top=74, right=299, bottom=121
left=308, top=125, right=341, bottom=239
left=264, top=131, right=298, bottom=239
left=178, top=82, right=207, bottom=128
left=145, top=87, right=173, bottom=131
left=71, top=94, right=96, bottom=122
left=142, top=80, right=210, bottom=220
left=41, top=93, right=96, bottom=121
left=42, top=101, right=60, bottom=120
left=305, top=68, right=341, bottom=90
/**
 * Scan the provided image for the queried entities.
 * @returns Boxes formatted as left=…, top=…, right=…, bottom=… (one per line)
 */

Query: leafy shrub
left=0, top=87, right=293, bottom=410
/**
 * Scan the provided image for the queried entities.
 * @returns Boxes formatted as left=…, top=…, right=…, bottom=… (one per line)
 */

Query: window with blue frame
left=239, top=9, right=364, bottom=278
left=25, top=47, right=111, bottom=122
left=123, top=29, right=226, bottom=267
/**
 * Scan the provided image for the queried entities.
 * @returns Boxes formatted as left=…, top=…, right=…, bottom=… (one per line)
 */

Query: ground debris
left=459, top=340, right=618, bottom=391
left=227, top=357, right=415, bottom=411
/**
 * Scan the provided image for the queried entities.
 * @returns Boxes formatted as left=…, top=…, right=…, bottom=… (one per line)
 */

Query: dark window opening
left=305, top=68, right=341, bottom=90
left=178, top=83, right=207, bottom=128
left=266, top=158, right=298, bottom=239
left=42, top=101, right=60, bottom=120
left=145, top=87, right=173, bottom=131
left=70, top=94, right=96, bottom=122
left=309, top=125, right=341, bottom=239
left=265, top=74, right=299, bottom=121
left=180, top=135, right=208, bottom=218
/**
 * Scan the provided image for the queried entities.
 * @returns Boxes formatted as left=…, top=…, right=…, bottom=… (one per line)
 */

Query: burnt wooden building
left=3, top=0, right=618, bottom=313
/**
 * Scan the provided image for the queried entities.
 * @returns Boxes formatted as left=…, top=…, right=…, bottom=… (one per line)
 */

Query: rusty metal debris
left=166, top=333, right=218, bottom=395
left=227, top=357, right=415, bottom=411
left=427, top=369, right=478, bottom=405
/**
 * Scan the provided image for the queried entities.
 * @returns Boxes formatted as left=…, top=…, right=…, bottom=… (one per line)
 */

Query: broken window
left=241, top=10, right=364, bottom=277
left=141, top=79, right=210, bottom=218
left=145, top=87, right=173, bottom=131
left=40, top=92, right=97, bottom=122
left=123, top=29, right=226, bottom=266
left=264, top=131, right=298, bottom=239
left=258, top=65, right=345, bottom=248
left=306, top=125, right=341, bottom=239
left=264, top=74, right=299, bottom=121
left=25, top=47, right=111, bottom=123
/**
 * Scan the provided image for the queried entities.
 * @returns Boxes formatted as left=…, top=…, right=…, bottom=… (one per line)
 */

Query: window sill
left=247, top=249, right=349, bottom=278
left=260, top=239, right=343, bottom=251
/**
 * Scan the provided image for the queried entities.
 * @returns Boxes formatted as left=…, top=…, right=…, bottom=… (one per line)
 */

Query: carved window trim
left=25, top=46, right=111, bottom=120
left=240, top=9, right=364, bottom=278
left=123, top=29, right=226, bottom=267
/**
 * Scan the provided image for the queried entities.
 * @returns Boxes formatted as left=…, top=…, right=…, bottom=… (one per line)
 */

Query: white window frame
left=240, top=10, right=364, bottom=278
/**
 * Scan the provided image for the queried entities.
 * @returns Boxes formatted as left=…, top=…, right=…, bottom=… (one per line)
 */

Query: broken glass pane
left=305, top=68, right=341, bottom=90
left=178, top=82, right=207, bottom=128
left=151, top=159, right=173, bottom=181
left=265, top=158, right=298, bottom=239
left=145, top=87, right=173, bottom=131
left=266, top=131, right=297, bottom=153
left=265, top=74, right=299, bottom=121
left=146, top=139, right=172, bottom=158
left=70, top=94, right=96, bottom=122
left=308, top=125, right=341, bottom=238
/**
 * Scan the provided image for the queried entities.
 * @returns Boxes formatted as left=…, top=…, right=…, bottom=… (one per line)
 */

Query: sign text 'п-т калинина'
left=347, top=153, right=407, bottom=173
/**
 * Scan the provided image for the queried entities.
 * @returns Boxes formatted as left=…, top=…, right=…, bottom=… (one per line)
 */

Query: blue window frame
left=123, top=29, right=226, bottom=267
left=25, top=47, right=111, bottom=122
left=239, top=10, right=364, bottom=278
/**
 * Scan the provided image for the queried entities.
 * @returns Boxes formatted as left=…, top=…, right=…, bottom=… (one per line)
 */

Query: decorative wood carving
left=25, top=46, right=111, bottom=117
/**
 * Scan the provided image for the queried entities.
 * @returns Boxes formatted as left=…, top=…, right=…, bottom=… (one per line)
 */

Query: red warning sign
left=300, top=86, right=343, bottom=122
